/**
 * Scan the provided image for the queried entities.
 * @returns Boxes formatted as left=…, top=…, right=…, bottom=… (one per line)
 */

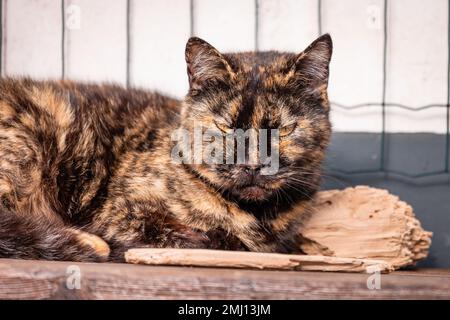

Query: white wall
left=0, top=0, right=448, bottom=134
left=2, top=0, right=62, bottom=78
left=129, top=0, right=190, bottom=96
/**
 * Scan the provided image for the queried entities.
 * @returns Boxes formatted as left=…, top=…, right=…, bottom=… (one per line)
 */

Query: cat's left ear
left=185, top=37, right=235, bottom=93
left=290, top=34, right=333, bottom=90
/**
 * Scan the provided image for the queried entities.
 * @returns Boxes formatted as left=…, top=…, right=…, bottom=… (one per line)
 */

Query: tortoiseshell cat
left=0, top=34, right=332, bottom=262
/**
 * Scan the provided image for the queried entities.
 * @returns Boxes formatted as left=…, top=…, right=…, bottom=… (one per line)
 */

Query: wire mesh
left=316, top=0, right=450, bottom=179
left=0, top=0, right=449, bottom=179
left=0, top=0, right=3, bottom=77
left=61, top=0, right=65, bottom=79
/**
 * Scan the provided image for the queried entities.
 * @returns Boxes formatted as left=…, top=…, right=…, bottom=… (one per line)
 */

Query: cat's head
left=177, top=35, right=332, bottom=204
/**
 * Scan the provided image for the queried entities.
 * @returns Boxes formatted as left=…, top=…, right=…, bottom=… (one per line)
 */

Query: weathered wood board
left=0, top=258, right=449, bottom=299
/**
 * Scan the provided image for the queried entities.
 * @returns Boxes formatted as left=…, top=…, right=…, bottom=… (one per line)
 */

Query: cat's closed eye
left=214, top=119, right=298, bottom=137
left=279, top=123, right=297, bottom=137
left=214, top=120, right=233, bottom=134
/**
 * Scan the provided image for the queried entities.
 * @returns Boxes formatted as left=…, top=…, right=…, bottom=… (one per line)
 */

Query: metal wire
left=318, top=0, right=450, bottom=179
left=126, top=0, right=131, bottom=88
left=0, top=0, right=448, bottom=179
left=331, top=102, right=448, bottom=111
left=446, top=0, right=450, bottom=173
left=190, top=0, right=194, bottom=37
left=380, top=0, right=388, bottom=172
left=0, top=0, right=3, bottom=77
left=318, top=0, right=322, bottom=36
left=329, top=167, right=450, bottom=179
left=254, top=0, right=259, bottom=51
left=61, top=0, right=65, bottom=79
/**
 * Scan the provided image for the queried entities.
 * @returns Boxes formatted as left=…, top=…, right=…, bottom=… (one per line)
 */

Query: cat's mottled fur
left=0, top=35, right=332, bottom=261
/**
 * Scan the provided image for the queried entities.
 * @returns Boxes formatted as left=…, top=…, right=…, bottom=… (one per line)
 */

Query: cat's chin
left=233, top=185, right=273, bottom=202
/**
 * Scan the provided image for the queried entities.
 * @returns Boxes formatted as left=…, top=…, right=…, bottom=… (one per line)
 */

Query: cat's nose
left=243, top=165, right=262, bottom=176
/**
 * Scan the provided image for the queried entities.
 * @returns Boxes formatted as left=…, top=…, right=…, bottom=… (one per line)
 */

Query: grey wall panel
left=324, top=132, right=450, bottom=268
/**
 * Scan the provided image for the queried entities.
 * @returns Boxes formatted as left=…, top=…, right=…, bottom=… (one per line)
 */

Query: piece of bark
left=299, top=186, right=433, bottom=269
left=125, top=248, right=394, bottom=273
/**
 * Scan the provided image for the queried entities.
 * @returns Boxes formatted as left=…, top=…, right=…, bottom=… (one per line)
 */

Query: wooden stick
left=125, top=248, right=395, bottom=273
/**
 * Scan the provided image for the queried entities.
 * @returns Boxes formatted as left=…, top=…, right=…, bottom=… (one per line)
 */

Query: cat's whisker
left=288, top=167, right=347, bottom=188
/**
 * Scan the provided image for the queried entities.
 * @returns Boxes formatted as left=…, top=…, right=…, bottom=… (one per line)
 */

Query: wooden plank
left=3, top=0, right=62, bottom=79
left=383, top=0, right=448, bottom=174
left=125, top=248, right=394, bottom=273
left=64, top=0, right=127, bottom=85
left=258, top=0, right=319, bottom=52
left=0, top=258, right=449, bottom=299
left=322, top=0, right=385, bottom=133
left=386, top=0, right=448, bottom=133
left=193, top=0, right=255, bottom=51
left=129, top=0, right=190, bottom=97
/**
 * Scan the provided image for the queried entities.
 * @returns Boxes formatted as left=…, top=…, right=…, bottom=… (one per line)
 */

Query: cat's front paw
left=72, top=230, right=111, bottom=261
left=205, top=229, right=248, bottom=251
left=166, top=227, right=210, bottom=249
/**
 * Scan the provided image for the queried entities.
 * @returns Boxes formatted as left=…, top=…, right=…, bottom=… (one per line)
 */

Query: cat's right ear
left=185, top=37, right=235, bottom=93
left=288, top=34, right=333, bottom=91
